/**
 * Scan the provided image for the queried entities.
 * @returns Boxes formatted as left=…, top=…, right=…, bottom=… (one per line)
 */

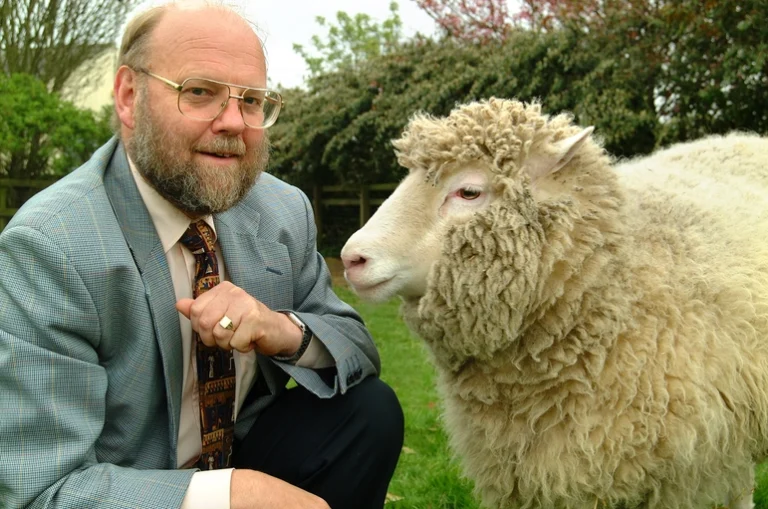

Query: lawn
left=332, top=285, right=768, bottom=509
left=333, top=285, right=480, bottom=508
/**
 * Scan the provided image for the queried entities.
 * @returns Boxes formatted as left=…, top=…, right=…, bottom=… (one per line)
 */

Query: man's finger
left=212, top=318, right=236, bottom=350
left=229, top=325, right=256, bottom=353
left=176, top=298, right=194, bottom=318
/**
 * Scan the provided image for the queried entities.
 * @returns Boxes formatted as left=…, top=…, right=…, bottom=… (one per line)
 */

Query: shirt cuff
left=296, top=336, right=334, bottom=368
left=180, top=468, right=234, bottom=509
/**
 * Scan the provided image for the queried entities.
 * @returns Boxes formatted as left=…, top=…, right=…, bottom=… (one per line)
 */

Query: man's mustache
left=194, top=137, right=247, bottom=156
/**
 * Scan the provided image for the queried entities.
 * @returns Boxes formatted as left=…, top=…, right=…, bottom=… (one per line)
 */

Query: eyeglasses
left=134, top=69, right=282, bottom=129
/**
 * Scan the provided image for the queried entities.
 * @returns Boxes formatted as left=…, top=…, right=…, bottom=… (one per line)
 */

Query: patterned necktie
left=179, top=220, right=236, bottom=470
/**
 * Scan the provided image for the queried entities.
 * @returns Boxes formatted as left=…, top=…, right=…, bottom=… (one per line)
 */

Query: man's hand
left=176, top=281, right=302, bottom=357
left=230, top=470, right=330, bottom=509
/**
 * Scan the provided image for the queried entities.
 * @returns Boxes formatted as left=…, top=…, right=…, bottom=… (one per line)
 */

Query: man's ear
left=525, top=127, right=594, bottom=182
left=114, top=65, right=138, bottom=130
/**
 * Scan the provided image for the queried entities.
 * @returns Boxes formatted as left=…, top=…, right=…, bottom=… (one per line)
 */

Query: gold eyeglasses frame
left=133, top=68, right=283, bottom=129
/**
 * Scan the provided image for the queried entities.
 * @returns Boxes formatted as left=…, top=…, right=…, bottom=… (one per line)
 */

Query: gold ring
left=219, top=316, right=234, bottom=331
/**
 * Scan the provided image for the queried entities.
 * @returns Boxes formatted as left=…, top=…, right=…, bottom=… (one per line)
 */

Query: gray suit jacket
left=0, top=138, right=379, bottom=508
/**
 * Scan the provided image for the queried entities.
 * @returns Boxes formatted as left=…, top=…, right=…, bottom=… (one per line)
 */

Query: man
left=0, top=2, right=403, bottom=508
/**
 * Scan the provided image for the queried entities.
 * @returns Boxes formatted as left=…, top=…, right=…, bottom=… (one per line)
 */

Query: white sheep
left=341, top=98, right=768, bottom=509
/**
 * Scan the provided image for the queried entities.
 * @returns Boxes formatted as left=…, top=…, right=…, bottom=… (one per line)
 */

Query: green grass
left=334, top=286, right=480, bottom=509
left=333, top=285, right=768, bottom=509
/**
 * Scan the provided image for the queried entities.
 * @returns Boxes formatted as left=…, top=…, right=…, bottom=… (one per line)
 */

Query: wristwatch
left=273, top=312, right=312, bottom=363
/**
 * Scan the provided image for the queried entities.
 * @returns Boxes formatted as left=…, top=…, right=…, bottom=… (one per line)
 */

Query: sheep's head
left=341, top=98, right=599, bottom=305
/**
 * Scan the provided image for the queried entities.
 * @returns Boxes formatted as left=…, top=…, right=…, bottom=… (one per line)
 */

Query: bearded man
left=0, top=2, right=403, bottom=509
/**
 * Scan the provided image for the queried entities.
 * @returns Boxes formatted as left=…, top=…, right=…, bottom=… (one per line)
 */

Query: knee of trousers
left=346, top=376, right=405, bottom=456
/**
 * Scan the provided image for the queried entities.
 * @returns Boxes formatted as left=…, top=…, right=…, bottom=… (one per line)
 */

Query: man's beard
left=128, top=96, right=270, bottom=217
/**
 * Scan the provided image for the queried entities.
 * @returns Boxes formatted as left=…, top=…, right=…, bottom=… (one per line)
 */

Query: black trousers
left=233, top=376, right=404, bottom=509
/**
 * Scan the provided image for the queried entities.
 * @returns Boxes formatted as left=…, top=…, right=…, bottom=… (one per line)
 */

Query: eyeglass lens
left=178, top=78, right=280, bottom=127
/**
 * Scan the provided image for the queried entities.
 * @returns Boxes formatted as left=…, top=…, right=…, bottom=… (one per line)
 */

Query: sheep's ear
left=526, top=127, right=594, bottom=182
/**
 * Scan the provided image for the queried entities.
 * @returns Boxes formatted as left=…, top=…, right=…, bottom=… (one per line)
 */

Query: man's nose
left=212, top=97, right=246, bottom=133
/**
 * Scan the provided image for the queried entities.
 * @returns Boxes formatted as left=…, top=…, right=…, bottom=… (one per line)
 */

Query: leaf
left=385, top=492, right=404, bottom=503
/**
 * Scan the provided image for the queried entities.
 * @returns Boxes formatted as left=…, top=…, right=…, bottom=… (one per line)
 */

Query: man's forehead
left=148, top=6, right=266, bottom=80
left=152, top=6, right=258, bottom=46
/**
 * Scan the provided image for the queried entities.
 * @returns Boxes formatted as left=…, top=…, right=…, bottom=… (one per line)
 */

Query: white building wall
left=61, top=48, right=117, bottom=112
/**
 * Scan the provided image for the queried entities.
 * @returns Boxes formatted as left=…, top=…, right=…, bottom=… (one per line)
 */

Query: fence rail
left=311, top=183, right=398, bottom=239
left=0, top=178, right=399, bottom=235
left=0, top=179, right=59, bottom=230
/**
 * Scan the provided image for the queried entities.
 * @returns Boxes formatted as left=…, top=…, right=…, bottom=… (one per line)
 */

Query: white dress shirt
left=127, top=159, right=331, bottom=509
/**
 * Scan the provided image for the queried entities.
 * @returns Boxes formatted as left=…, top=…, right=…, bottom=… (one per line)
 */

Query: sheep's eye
left=458, top=187, right=482, bottom=200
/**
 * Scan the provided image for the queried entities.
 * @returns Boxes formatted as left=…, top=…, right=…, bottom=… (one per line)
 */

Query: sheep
left=340, top=98, right=768, bottom=509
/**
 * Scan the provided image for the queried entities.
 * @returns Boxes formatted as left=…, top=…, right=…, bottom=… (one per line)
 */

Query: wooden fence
left=311, top=183, right=398, bottom=240
left=0, top=179, right=59, bottom=231
left=0, top=179, right=399, bottom=235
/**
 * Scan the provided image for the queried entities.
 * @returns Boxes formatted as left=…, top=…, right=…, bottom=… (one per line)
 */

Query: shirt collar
left=127, top=155, right=216, bottom=254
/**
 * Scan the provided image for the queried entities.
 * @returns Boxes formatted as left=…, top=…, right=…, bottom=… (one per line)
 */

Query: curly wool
left=397, top=99, right=768, bottom=508
left=392, top=99, right=587, bottom=184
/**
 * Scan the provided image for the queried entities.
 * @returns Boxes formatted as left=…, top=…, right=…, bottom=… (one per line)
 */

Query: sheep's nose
left=341, top=251, right=367, bottom=271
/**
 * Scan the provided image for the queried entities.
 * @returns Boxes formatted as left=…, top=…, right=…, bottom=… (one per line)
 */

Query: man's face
left=125, top=7, right=271, bottom=217
left=129, top=84, right=269, bottom=217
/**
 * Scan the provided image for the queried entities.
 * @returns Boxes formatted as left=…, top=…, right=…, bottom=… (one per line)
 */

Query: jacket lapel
left=214, top=200, right=261, bottom=292
left=103, top=140, right=183, bottom=466
left=215, top=200, right=283, bottom=412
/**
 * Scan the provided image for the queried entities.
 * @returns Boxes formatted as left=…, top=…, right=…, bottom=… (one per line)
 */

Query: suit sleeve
left=272, top=189, right=381, bottom=397
left=0, top=225, right=194, bottom=509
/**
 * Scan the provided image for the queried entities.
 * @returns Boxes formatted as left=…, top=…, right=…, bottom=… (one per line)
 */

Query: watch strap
left=273, top=312, right=312, bottom=363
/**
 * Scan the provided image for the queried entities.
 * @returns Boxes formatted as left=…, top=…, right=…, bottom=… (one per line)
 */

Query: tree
left=414, top=0, right=511, bottom=43
left=653, top=0, right=768, bottom=142
left=0, top=0, right=139, bottom=93
left=423, top=0, right=767, bottom=149
left=0, top=0, right=138, bottom=192
left=293, top=2, right=403, bottom=77
left=539, top=0, right=768, bottom=146
left=0, top=73, right=112, bottom=180
left=273, top=38, right=484, bottom=190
